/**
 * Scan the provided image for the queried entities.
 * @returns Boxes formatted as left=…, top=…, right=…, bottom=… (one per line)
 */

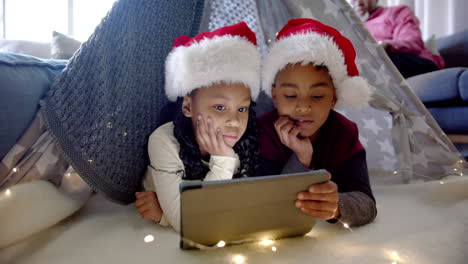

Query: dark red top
left=257, top=109, right=374, bottom=200
left=258, top=110, right=364, bottom=174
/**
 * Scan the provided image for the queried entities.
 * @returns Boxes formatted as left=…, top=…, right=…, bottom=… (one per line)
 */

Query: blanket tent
left=1, top=0, right=467, bottom=262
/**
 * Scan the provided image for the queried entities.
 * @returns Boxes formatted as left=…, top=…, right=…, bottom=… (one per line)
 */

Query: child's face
left=182, top=82, right=251, bottom=148
left=272, top=63, right=336, bottom=138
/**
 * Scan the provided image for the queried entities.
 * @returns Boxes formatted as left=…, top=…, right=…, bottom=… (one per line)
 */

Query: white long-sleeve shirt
left=143, top=122, right=240, bottom=233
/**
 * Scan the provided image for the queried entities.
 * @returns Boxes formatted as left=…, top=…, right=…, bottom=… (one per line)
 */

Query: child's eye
left=213, top=105, right=226, bottom=111
left=284, top=94, right=296, bottom=99
left=238, top=107, right=249, bottom=113
left=312, top=95, right=324, bottom=100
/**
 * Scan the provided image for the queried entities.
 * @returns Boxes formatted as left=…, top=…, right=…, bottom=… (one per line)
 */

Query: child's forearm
left=204, top=155, right=239, bottom=181
left=335, top=191, right=377, bottom=226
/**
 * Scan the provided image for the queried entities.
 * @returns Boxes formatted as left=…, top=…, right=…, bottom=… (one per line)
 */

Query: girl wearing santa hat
left=258, top=18, right=377, bottom=227
left=134, top=22, right=261, bottom=233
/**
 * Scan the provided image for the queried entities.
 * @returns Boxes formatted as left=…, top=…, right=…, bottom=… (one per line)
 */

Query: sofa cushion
left=0, top=40, right=51, bottom=59
left=0, top=53, right=67, bottom=159
left=407, top=67, right=467, bottom=104
left=436, top=29, right=468, bottom=68
left=427, top=106, right=468, bottom=133
left=459, top=69, right=468, bottom=101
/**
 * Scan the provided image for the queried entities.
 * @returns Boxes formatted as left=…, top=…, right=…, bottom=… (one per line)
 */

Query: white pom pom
left=334, top=77, right=372, bottom=109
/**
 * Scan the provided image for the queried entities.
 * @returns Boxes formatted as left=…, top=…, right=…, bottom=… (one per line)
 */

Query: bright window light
left=5, top=0, right=67, bottom=41
left=73, top=0, right=115, bottom=41
left=3, top=0, right=116, bottom=42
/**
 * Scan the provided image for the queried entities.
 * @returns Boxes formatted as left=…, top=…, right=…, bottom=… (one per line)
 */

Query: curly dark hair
left=172, top=97, right=259, bottom=180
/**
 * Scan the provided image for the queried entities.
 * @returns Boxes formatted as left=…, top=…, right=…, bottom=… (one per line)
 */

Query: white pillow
left=50, top=31, right=82, bottom=59
left=0, top=40, right=51, bottom=58
left=424, top=34, right=441, bottom=56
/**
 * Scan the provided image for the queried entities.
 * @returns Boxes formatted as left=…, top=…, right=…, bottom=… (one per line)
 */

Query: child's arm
left=195, top=115, right=239, bottom=181
left=145, top=131, right=185, bottom=232
left=296, top=152, right=377, bottom=226
left=146, top=121, right=239, bottom=233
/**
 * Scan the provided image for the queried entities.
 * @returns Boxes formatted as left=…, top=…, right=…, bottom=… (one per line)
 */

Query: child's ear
left=182, top=96, right=192, bottom=117
left=271, top=85, right=278, bottom=107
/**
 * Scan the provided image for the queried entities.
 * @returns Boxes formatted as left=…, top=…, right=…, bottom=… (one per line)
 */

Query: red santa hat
left=262, top=18, right=371, bottom=108
left=165, top=22, right=260, bottom=102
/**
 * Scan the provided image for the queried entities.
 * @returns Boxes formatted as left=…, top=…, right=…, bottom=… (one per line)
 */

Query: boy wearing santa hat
left=258, top=18, right=377, bottom=226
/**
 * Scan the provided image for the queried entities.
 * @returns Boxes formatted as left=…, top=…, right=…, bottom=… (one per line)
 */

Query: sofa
left=0, top=53, right=67, bottom=159
left=407, top=29, right=468, bottom=158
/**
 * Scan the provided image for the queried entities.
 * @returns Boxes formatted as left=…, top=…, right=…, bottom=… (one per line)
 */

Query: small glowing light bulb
left=216, top=240, right=226, bottom=247
left=144, top=235, right=154, bottom=243
left=391, top=251, right=400, bottom=261
left=343, top=223, right=350, bottom=229
left=12, top=167, right=18, bottom=172
left=232, top=255, right=245, bottom=264
left=454, top=168, right=458, bottom=172
left=393, top=171, right=398, bottom=174
left=272, top=246, right=277, bottom=252
left=440, top=181, right=444, bottom=184
left=5, top=189, right=11, bottom=196
left=260, top=239, right=274, bottom=246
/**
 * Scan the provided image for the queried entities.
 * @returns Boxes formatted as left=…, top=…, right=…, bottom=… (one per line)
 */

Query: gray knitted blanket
left=42, top=0, right=205, bottom=204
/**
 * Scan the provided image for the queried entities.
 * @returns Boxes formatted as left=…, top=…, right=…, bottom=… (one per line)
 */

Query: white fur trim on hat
left=262, top=33, right=371, bottom=108
left=165, top=35, right=260, bottom=101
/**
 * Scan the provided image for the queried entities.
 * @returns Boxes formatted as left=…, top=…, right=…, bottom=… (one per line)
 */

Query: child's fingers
left=296, top=191, right=337, bottom=202
left=308, top=181, right=336, bottom=194
left=134, top=199, right=146, bottom=207
left=274, top=121, right=288, bottom=142
left=135, top=203, right=152, bottom=212
left=275, top=116, right=292, bottom=128
left=206, top=118, right=218, bottom=149
left=299, top=207, right=335, bottom=220
left=216, top=127, right=225, bottom=147
left=196, top=116, right=208, bottom=148
left=278, top=122, right=294, bottom=146
left=141, top=211, right=156, bottom=220
left=290, top=126, right=301, bottom=138
left=136, top=206, right=149, bottom=216
left=295, top=200, right=337, bottom=215
left=137, top=191, right=154, bottom=198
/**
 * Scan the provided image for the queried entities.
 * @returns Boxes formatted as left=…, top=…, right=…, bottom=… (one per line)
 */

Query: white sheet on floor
left=1, top=176, right=467, bottom=264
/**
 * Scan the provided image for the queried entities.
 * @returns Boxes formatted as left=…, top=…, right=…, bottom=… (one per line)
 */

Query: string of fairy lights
left=1, top=158, right=466, bottom=263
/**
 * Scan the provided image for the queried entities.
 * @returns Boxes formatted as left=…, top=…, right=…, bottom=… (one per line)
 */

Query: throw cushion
left=424, top=34, right=441, bottom=56
left=50, top=31, right=82, bottom=60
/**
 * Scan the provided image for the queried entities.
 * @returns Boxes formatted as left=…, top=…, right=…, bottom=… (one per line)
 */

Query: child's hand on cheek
left=295, top=180, right=340, bottom=221
left=274, top=116, right=313, bottom=167
left=196, top=115, right=236, bottom=158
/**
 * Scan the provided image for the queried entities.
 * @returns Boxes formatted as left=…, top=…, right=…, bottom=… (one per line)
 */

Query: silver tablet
left=180, top=170, right=330, bottom=249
